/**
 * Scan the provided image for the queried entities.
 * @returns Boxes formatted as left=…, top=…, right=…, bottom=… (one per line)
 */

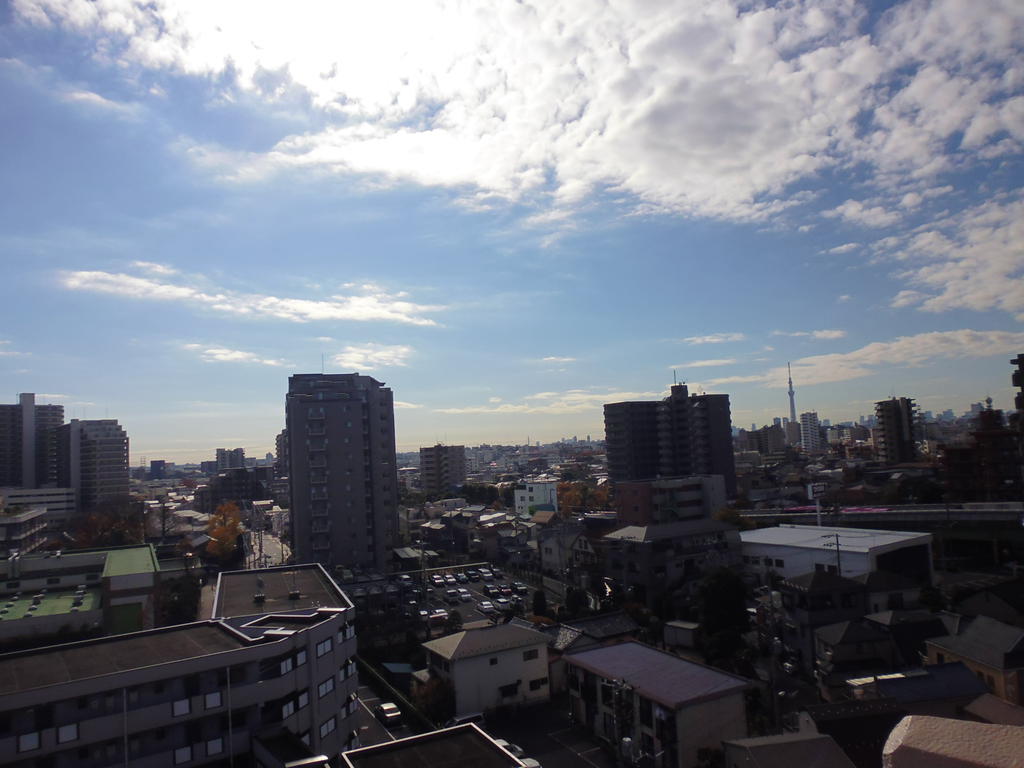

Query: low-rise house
left=565, top=641, right=750, bottom=768
left=853, top=571, right=922, bottom=614
left=862, top=610, right=951, bottom=667
left=722, top=731, right=856, bottom=768
left=776, top=571, right=868, bottom=672
left=815, top=619, right=898, bottom=700
left=955, top=580, right=1024, bottom=628
left=528, top=612, right=640, bottom=693
left=418, top=623, right=551, bottom=716
left=925, top=615, right=1024, bottom=705
left=847, top=663, right=990, bottom=718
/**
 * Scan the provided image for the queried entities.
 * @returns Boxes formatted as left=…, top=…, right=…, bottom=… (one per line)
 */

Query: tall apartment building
left=286, top=374, right=398, bottom=572
left=275, top=429, right=289, bottom=479
left=57, top=419, right=130, bottom=514
left=800, top=411, right=824, bottom=454
left=419, top=443, right=466, bottom=497
left=0, top=393, right=64, bottom=488
left=604, top=384, right=736, bottom=495
left=874, top=397, right=920, bottom=464
left=215, top=447, right=246, bottom=471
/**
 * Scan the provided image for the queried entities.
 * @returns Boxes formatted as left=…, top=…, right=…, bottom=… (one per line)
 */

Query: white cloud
left=59, top=268, right=444, bottom=326
left=672, top=358, right=737, bottom=368
left=823, top=200, right=901, bottom=228
left=837, top=294, right=852, bottom=303
left=394, top=401, right=422, bottom=410
left=707, top=329, right=1024, bottom=388
left=182, top=343, right=288, bottom=367
left=823, top=242, right=859, bottom=255
left=682, top=333, right=746, bottom=345
left=0, top=340, right=24, bottom=357
left=332, top=343, right=412, bottom=370
left=131, top=260, right=177, bottom=275
left=15, top=0, right=1022, bottom=223
left=488, top=397, right=503, bottom=403
left=773, top=329, right=847, bottom=340
left=539, top=356, right=576, bottom=363
left=435, top=388, right=663, bottom=415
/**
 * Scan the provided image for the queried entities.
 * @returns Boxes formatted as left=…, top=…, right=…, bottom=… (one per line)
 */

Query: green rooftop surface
left=101, top=545, right=159, bottom=578
left=0, top=588, right=101, bottom=620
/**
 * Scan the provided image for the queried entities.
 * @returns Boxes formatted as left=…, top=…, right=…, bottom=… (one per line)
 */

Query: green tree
left=532, top=589, right=549, bottom=618
left=414, top=677, right=455, bottom=725
left=444, top=610, right=463, bottom=634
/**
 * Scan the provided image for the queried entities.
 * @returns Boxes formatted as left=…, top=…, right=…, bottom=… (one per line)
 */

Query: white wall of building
left=515, top=479, right=559, bottom=517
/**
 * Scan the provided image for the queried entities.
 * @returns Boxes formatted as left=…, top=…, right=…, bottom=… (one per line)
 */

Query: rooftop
left=0, top=586, right=101, bottom=620
left=723, top=731, right=856, bottom=768
left=883, top=715, right=1024, bottom=768
left=927, top=615, right=1024, bottom=669
left=424, top=623, right=548, bottom=661
left=102, top=545, right=160, bottom=578
left=604, top=518, right=733, bottom=542
left=740, top=524, right=930, bottom=553
left=343, top=724, right=521, bottom=768
left=0, top=622, right=246, bottom=695
left=565, top=641, right=749, bottom=710
left=963, top=693, right=1024, bottom=727
left=213, top=564, right=352, bottom=619
left=875, top=662, right=989, bottom=703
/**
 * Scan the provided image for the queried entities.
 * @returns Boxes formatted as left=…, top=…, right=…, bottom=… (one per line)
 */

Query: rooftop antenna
left=673, top=369, right=678, bottom=384
left=321, top=353, right=325, bottom=374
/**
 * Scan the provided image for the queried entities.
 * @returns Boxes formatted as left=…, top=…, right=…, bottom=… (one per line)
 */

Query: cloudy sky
left=2, top=0, right=1022, bottom=462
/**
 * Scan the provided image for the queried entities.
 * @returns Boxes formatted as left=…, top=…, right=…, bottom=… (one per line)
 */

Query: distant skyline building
left=874, top=397, right=920, bottom=464
left=799, top=411, right=824, bottom=454
left=57, top=419, right=130, bottom=514
left=286, top=373, right=398, bottom=572
left=0, top=393, right=64, bottom=489
left=419, top=443, right=466, bottom=497
left=215, top=446, right=245, bottom=471
left=604, top=384, right=736, bottom=496
left=788, top=362, right=797, bottom=424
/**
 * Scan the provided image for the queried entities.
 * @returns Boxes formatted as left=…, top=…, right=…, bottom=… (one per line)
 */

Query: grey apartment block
left=57, top=420, right=130, bottom=515
left=0, top=563, right=360, bottom=768
left=0, top=394, right=64, bottom=489
left=287, top=374, right=398, bottom=573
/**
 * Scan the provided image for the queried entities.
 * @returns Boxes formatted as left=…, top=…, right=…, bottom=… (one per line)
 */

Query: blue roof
left=876, top=662, right=989, bottom=703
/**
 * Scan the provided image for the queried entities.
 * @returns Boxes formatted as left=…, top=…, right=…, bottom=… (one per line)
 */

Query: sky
left=1, top=0, right=1022, bottom=463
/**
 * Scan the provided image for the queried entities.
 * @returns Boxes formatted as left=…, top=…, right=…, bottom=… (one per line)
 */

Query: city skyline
left=2, top=1, right=1022, bottom=462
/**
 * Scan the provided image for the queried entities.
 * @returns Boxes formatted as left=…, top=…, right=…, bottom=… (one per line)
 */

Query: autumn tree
left=207, top=502, right=244, bottom=564
left=73, top=497, right=145, bottom=548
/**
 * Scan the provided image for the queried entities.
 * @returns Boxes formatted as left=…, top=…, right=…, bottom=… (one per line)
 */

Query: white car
left=494, top=740, right=525, bottom=758
left=478, top=601, right=495, bottom=614
left=494, top=597, right=511, bottom=611
left=458, top=588, right=473, bottom=602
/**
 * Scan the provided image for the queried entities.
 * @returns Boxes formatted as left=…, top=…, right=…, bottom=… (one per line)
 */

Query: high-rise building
left=874, top=397, right=920, bottom=464
left=604, top=384, right=736, bottom=495
left=215, top=447, right=245, bottom=471
left=57, top=419, right=130, bottom=514
left=275, top=428, right=289, bottom=478
left=0, top=393, right=64, bottom=488
left=286, top=374, right=398, bottom=572
left=419, top=443, right=466, bottom=497
left=787, top=362, right=797, bottom=424
left=799, top=411, right=824, bottom=454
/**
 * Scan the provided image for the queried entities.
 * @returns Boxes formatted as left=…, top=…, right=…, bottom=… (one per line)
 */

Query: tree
left=444, top=610, right=463, bottom=635
left=207, top=502, right=243, bottom=564
left=73, top=497, right=145, bottom=548
left=414, top=676, right=455, bottom=725
left=713, top=505, right=755, bottom=530
left=532, top=589, right=548, bottom=618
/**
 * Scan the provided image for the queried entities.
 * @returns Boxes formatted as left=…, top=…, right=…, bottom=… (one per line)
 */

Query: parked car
left=494, top=740, right=525, bottom=758
left=490, top=566, right=503, bottom=578
left=444, top=574, right=457, bottom=585
left=512, top=582, right=530, bottom=595
left=483, top=584, right=500, bottom=597
left=445, top=589, right=460, bottom=605
left=455, top=572, right=469, bottom=583
left=466, top=569, right=480, bottom=581
left=499, top=584, right=513, bottom=597
left=478, top=601, right=495, bottom=614
left=494, top=597, right=511, bottom=611
left=458, top=588, right=473, bottom=602
left=375, top=702, right=402, bottom=726
left=479, top=569, right=493, bottom=581
left=430, top=608, right=450, bottom=626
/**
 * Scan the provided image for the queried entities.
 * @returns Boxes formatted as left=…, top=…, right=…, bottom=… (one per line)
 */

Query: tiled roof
left=927, top=615, right=1024, bottom=669
left=424, top=623, right=549, bottom=661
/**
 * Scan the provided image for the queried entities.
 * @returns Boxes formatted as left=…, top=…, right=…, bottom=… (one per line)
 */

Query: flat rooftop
left=343, top=724, right=521, bottom=768
left=566, top=640, right=749, bottom=710
left=740, top=524, right=930, bottom=553
left=0, top=587, right=101, bottom=620
left=0, top=622, right=246, bottom=695
left=102, top=545, right=159, bottom=577
left=213, top=564, right=351, bottom=618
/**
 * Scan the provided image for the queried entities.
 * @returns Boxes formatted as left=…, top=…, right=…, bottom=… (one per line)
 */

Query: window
left=58, top=724, right=78, bottom=743
left=205, top=691, right=222, bottom=710
left=298, top=691, right=309, bottom=710
left=318, top=677, right=335, bottom=698
left=489, top=657, right=498, bottom=666
left=775, top=559, right=784, bottom=567
left=174, top=745, right=192, bottom=764
left=316, top=638, right=333, bottom=657
left=529, top=677, right=548, bottom=691
left=296, top=649, right=308, bottom=666
left=18, top=732, right=40, bottom=752
left=523, top=649, right=539, bottom=661
left=207, top=738, right=223, bottom=756
left=172, top=699, right=190, bottom=717
left=499, top=682, right=519, bottom=698
left=282, top=700, right=296, bottom=719
left=320, top=716, right=337, bottom=738
left=280, top=657, right=294, bottom=675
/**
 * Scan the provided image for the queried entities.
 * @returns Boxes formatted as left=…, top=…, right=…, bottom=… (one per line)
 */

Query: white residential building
left=514, top=477, right=559, bottom=517
left=739, top=524, right=933, bottom=584
left=419, top=623, right=551, bottom=716
left=800, top=411, right=824, bottom=454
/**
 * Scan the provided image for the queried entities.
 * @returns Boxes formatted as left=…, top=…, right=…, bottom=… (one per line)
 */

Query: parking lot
left=411, top=566, right=538, bottom=632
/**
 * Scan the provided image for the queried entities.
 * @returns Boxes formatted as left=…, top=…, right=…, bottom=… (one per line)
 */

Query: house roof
left=722, top=732, right=856, bottom=768
left=603, top=519, right=733, bottom=543
left=563, top=611, right=640, bottom=641
left=963, top=693, right=1024, bottom=726
left=423, top=623, right=548, bottom=661
left=344, top=723, right=521, bottom=768
left=927, top=615, right=1024, bottom=669
left=816, top=619, right=890, bottom=646
left=864, top=609, right=944, bottom=627
left=875, top=662, right=989, bottom=704
left=740, top=524, right=929, bottom=553
left=883, top=715, right=1024, bottom=768
left=564, top=641, right=749, bottom=710
left=531, top=509, right=557, bottom=525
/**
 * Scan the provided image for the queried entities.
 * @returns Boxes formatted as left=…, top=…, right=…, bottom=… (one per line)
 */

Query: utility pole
left=823, top=533, right=842, bottom=576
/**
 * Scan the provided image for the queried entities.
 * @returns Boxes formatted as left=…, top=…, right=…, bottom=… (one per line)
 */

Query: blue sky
left=1, top=0, right=1022, bottom=462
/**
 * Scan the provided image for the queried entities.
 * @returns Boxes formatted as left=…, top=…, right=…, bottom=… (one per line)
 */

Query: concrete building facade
left=514, top=477, right=559, bottom=517
left=875, top=398, right=920, bottom=464
left=0, top=393, right=64, bottom=489
left=613, top=475, right=726, bottom=525
left=286, top=374, right=398, bottom=573
left=57, top=420, right=130, bottom=515
left=800, top=411, right=824, bottom=454
left=419, top=444, right=466, bottom=497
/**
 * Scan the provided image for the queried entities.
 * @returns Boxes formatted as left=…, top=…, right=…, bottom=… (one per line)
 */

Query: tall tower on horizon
left=788, top=362, right=797, bottom=424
